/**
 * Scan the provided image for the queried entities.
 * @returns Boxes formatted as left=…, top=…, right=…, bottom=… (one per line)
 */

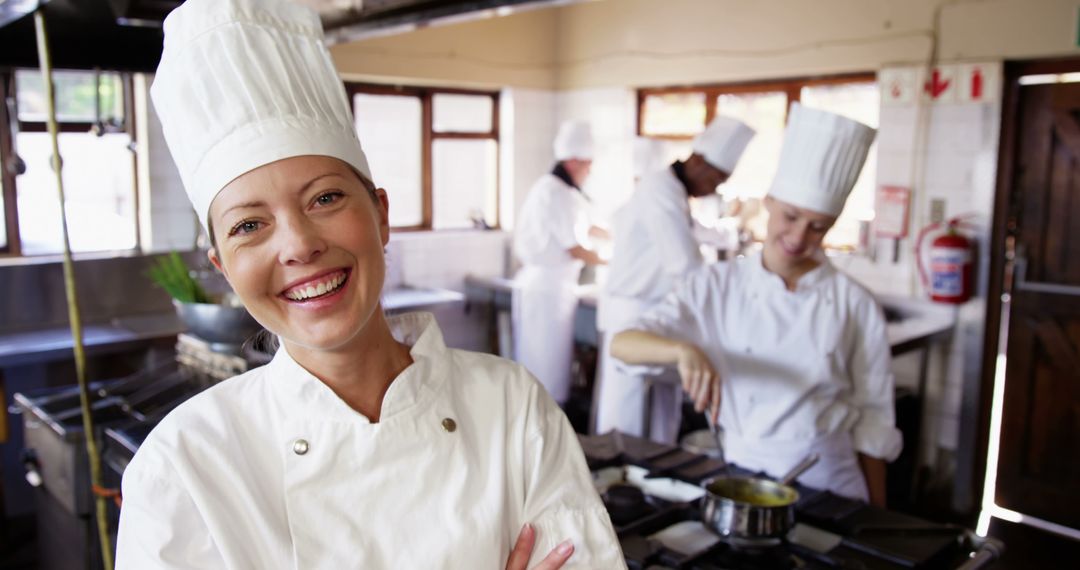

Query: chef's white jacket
left=511, top=173, right=590, bottom=404
left=628, top=253, right=903, bottom=495
left=513, top=173, right=590, bottom=269
left=602, top=168, right=702, bottom=310
left=116, top=312, right=625, bottom=569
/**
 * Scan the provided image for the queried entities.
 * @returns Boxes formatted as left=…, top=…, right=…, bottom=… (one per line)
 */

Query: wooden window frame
left=344, top=82, right=500, bottom=231
left=636, top=72, right=876, bottom=140
left=0, top=68, right=139, bottom=257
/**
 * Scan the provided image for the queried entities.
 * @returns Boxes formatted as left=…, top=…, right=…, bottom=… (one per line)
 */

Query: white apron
left=513, top=263, right=581, bottom=405
left=595, top=294, right=681, bottom=443
left=724, top=430, right=869, bottom=502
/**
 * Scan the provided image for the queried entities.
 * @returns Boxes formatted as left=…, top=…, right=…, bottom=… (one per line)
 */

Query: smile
left=282, top=270, right=348, bottom=302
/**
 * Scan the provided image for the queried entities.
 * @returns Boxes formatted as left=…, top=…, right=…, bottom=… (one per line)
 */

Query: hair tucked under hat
left=151, top=0, right=372, bottom=230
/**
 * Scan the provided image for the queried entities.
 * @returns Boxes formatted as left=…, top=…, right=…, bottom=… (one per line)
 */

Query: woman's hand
left=676, top=342, right=721, bottom=422
left=505, top=524, right=574, bottom=570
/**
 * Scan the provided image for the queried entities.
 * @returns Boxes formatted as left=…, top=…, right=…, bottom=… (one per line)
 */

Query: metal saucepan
left=700, top=453, right=819, bottom=539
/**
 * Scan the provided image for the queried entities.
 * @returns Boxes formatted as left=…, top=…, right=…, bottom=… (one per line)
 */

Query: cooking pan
left=700, top=453, right=819, bottom=539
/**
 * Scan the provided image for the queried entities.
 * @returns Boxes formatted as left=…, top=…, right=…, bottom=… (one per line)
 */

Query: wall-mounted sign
left=880, top=63, right=1001, bottom=106
left=875, top=185, right=911, bottom=238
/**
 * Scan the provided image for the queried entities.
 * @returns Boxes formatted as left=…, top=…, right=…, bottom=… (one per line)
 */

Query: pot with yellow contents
left=700, top=454, right=819, bottom=539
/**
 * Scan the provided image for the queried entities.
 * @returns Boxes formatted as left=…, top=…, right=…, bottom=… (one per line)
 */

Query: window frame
left=636, top=72, right=876, bottom=141
left=344, top=82, right=500, bottom=231
left=0, top=68, right=140, bottom=257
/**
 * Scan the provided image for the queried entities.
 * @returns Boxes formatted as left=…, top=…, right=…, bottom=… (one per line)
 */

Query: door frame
left=974, top=56, right=1080, bottom=519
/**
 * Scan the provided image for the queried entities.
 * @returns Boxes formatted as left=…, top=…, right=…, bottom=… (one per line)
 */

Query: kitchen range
left=578, top=431, right=1003, bottom=570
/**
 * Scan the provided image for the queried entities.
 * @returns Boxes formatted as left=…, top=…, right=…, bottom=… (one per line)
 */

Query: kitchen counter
left=0, top=287, right=466, bottom=368
left=464, top=276, right=956, bottom=354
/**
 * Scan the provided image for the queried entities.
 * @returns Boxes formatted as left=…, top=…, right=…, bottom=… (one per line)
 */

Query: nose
left=789, top=222, right=810, bottom=247
left=276, top=215, right=326, bottom=265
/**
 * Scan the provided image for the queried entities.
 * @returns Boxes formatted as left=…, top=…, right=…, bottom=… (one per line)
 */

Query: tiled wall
left=134, top=74, right=201, bottom=253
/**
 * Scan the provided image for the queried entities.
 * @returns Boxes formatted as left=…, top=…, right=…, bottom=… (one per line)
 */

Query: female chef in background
left=115, top=1, right=624, bottom=568
left=611, top=104, right=902, bottom=506
left=513, top=121, right=607, bottom=406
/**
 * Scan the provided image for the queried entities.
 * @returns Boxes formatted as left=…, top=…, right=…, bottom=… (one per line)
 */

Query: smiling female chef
left=113, top=1, right=623, bottom=568
left=611, top=103, right=902, bottom=506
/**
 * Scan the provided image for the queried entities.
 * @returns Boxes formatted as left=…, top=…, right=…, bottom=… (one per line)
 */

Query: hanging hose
left=33, top=11, right=115, bottom=570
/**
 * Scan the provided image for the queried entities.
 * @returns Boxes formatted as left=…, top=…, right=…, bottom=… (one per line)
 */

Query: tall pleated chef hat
left=633, top=136, right=667, bottom=178
left=151, top=0, right=372, bottom=230
left=553, top=120, right=594, bottom=161
left=768, top=103, right=876, bottom=217
left=691, top=115, right=755, bottom=174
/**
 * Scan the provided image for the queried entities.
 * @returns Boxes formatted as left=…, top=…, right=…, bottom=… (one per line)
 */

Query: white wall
left=134, top=74, right=200, bottom=253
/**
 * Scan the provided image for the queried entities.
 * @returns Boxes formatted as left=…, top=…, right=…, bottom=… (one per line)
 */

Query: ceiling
left=0, top=0, right=566, bottom=72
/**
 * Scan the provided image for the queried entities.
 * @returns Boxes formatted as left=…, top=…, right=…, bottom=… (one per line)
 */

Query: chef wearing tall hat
left=611, top=104, right=901, bottom=505
left=596, top=117, right=754, bottom=443
left=512, top=120, right=606, bottom=405
left=115, top=1, right=623, bottom=568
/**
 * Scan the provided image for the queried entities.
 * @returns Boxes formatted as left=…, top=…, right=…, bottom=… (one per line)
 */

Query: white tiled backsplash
left=385, top=230, right=511, bottom=291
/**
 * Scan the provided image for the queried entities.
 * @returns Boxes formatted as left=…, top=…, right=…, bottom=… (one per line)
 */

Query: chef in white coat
left=611, top=104, right=902, bottom=506
left=115, top=2, right=624, bottom=568
left=596, top=118, right=754, bottom=443
left=512, top=121, right=606, bottom=405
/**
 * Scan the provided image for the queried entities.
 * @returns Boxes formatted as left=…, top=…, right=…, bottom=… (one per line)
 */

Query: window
left=0, top=69, right=138, bottom=256
left=637, top=74, right=877, bottom=248
left=346, top=84, right=499, bottom=230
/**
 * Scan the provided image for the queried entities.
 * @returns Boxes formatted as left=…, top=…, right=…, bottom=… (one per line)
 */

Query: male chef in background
left=595, top=117, right=754, bottom=442
left=513, top=120, right=608, bottom=406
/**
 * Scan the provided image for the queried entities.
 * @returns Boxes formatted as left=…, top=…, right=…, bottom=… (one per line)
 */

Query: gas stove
left=579, top=431, right=1004, bottom=569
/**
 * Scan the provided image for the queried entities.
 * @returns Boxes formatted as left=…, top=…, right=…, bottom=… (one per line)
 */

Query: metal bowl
left=700, top=475, right=798, bottom=538
left=173, top=298, right=262, bottom=346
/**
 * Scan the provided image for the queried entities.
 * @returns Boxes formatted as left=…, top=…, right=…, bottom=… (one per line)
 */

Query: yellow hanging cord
left=33, top=11, right=115, bottom=570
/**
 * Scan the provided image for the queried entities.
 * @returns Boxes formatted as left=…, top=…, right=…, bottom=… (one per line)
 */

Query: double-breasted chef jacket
left=626, top=253, right=903, bottom=500
left=512, top=171, right=592, bottom=405
left=116, top=312, right=625, bottom=569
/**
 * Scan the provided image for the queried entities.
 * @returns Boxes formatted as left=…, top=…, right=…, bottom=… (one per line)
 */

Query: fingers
left=504, top=524, right=535, bottom=570
left=533, top=540, right=574, bottom=570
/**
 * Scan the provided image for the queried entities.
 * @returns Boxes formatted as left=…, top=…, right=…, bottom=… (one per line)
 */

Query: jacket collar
left=744, top=250, right=835, bottom=293
left=267, top=311, right=449, bottom=424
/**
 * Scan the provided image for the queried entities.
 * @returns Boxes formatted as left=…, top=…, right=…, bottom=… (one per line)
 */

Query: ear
left=763, top=195, right=775, bottom=212
left=207, top=247, right=227, bottom=278
left=374, top=187, right=391, bottom=246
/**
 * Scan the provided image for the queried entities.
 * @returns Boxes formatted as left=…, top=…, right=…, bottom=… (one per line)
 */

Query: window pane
left=16, top=70, right=125, bottom=124
left=353, top=94, right=423, bottom=227
left=433, top=94, right=493, bottom=133
left=641, top=92, right=706, bottom=136
left=800, top=82, right=880, bottom=247
left=432, top=139, right=497, bottom=230
left=16, top=132, right=136, bottom=255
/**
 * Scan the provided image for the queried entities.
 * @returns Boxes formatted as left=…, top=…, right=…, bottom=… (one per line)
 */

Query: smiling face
left=762, top=196, right=837, bottom=272
left=207, top=155, right=389, bottom=354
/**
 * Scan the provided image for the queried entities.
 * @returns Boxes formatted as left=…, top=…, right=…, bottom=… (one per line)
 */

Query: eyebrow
left=220, top=172, right=347, bottom=217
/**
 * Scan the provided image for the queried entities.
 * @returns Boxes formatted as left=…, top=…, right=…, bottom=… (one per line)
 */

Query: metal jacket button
left=442, top=418, right=457, bottom=433
left=292, top=439, right=309, bottom=455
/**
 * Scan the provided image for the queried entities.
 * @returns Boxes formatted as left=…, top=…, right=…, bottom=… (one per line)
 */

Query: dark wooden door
left=996, top=81, right=1080, bottom=529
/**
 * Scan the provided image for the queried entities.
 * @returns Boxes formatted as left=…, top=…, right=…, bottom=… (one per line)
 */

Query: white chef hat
left=691, top=115, right=755, bottom=174
left=633, top=137, right=667, bottom=178
left=553, top=120, right=594, bottom=161
left=150, top=0, right=372, bottom=230
left=768, top=103, right=876, bottom=217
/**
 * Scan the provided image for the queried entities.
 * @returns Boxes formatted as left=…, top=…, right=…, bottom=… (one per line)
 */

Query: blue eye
left=228, top=220, right=261, bottom=236
left=315, top=191, right=344, bottom=206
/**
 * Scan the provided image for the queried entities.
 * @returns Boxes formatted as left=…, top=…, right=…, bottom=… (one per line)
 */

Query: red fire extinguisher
left=916, top=215, right=977, bottom=304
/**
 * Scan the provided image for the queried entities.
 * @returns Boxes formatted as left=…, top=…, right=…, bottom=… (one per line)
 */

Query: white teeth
left=285, top=273, right=345, bottom=301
